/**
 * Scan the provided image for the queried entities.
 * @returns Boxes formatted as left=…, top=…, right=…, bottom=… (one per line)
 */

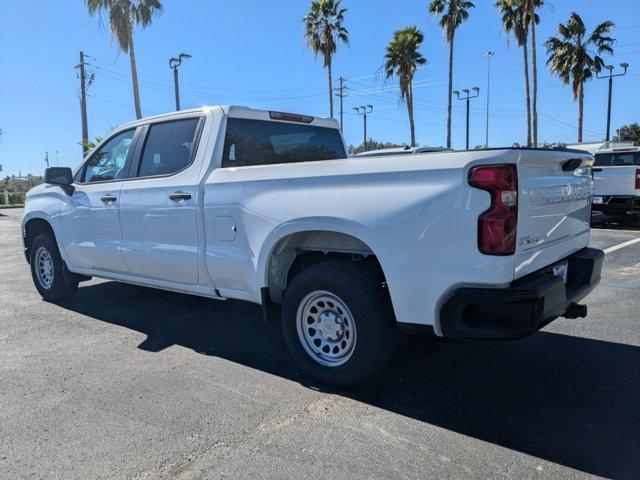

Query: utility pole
left=76, top=51, right=90, bottom=156
left=454, top=88, right=480, bottom=150
left=169, top=53, right=191, bottom=111
left=484, top=52, right=494, bottom=148
left=334, top=77, right=348, bottom=132
left=55, top=151, right=59, bottom=167
left=597, top=62, right=629, bottom=142
left=44, top=151, right=49, bottom=169
left=353, top=105, right=373, bottom=151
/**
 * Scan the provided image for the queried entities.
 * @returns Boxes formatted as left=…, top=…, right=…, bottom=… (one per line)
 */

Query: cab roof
left=119, top=105, right=340, bottom=130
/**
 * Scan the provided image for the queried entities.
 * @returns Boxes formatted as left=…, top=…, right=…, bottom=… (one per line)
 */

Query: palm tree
left=495, top=0, right=538, bottom=147
left=526, top=0, right=544, bottom=147
left=545, top=13, right=614, bottom=142
left=384, top=26, right=427, bottom=147
left=85, top=0, right=163, bottom=119
left=428, top=0, right=474, bottom=149
left=303, top=0, right=349, bottom=119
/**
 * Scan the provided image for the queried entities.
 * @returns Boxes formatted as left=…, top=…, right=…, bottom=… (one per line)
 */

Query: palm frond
left=545, top=12, right=615, bottom=100
left=303, top=0, right=349, bottom=68
left=84, top=0, right=163, bottom=53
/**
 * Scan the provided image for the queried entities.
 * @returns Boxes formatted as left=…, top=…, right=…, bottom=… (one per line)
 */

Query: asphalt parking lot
left=1, top=207, right=639, bottom=479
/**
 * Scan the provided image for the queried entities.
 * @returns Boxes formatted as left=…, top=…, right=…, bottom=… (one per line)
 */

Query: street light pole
left=484, top=51, right=494, bottom=148
left=353, top=105, right=373, bottom=151
left=453, top=88, right=480, bottom=150
left=169, top=53, right=192, bottom=111
left=597, top=63, right=629, bottom=142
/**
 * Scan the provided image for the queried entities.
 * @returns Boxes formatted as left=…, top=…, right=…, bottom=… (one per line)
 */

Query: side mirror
left=44, top=167, right=75, bottom=195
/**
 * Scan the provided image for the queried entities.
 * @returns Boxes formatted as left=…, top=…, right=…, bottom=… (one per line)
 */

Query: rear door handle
left=101, top=194, right=117, bottom=203
left=169, top=192, right=192, bottom=201
left=593, top=168, right=603, bottom=172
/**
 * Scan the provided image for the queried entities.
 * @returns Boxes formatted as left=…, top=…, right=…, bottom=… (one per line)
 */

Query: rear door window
left=222, top=118, right=346, bottom=167
left=594, top=152, right=640, bottom=166
left=137, top=118, right=200, bottom=178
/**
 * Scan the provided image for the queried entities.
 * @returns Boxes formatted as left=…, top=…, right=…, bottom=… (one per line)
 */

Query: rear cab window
left=594, top=151, right=640, bottom=167
left=222, top=118, right=346, bottom=168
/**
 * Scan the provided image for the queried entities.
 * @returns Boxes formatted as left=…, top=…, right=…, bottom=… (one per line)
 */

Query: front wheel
left=29, top=233, right=78, bottom=302
left=281, top=261, right=399, bottom=388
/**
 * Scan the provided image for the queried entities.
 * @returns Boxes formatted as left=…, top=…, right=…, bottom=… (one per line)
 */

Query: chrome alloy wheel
left=296, top=290, right=357, bottom=367
left=35, top=246, right=54, bottom=289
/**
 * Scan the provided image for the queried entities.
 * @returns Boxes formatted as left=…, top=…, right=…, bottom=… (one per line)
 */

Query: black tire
left=29, top=232, right=78, bottom=302
left=281, top=261, right=399, bottom=389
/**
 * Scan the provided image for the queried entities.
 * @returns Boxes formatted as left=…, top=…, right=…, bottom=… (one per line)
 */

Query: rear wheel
left=281, top=261, right=399, bottom=388
left=29, top=233, right=78, bottom=302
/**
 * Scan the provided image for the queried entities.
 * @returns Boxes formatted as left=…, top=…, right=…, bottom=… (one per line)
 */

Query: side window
left=610, top=152, right=640, bottom=166
left=137, top=118, right=200, bottom=178
left=82, top=129, right=135, bottom=183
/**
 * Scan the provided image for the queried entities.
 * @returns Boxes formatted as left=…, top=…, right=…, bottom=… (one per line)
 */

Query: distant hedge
left=0, top=191, right=26, bottom=205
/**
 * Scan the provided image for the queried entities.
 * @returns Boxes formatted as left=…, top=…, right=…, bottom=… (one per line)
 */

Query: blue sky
left=0, top=0, right=639, bottom=176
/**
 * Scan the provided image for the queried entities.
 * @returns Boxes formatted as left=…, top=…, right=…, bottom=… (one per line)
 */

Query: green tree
left=613, top=123, right=640, bottom=145
left=545, top=13, right=614, bottom=142
left=496, top=0, right=539, bottom=147
left=303, top=0, right=349, bottom=119
left=347, top=140, right=408, bottom=155
left=384, top=26, right=427, bottom=147
left=428, top=0, right=474, bottom=149
left=85, top=0, right=163, bottom=119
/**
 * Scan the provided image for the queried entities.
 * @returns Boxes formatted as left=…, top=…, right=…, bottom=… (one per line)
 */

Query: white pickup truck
left=593, top=145, right=640, bottom=216
left=23, top=106, right=603, bottom=387
left=568, top=142, right=640, bottom=216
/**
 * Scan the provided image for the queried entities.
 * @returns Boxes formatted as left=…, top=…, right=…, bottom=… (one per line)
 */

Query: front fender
left=22, top=187, right=66, bottom=262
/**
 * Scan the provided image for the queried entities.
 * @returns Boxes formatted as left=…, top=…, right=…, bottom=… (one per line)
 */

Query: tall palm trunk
left=577, top=81, right=584, bottom=142
left=530, top=6, right=538, bottom=147
left=408, top=80, right=416, bottom=147
left=127, top=22, right=142, bottom=120
left=446, top=29, right=455, bottom=149
left=327, top=57, right=334, bottom=119
left=522, top=36, right=532, bottom=147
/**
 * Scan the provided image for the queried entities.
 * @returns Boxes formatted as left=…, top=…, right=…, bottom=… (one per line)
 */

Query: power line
left=89, top=55, right=325, bottom=94
left=93, top=68, right=326, bottom=102
left=86, top=94, right=161, bottom=116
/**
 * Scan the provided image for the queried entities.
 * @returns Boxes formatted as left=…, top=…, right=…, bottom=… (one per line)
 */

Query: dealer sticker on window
left=553, top=261, right=569, bottom=283
left=593, top=196, right=603, bottom=204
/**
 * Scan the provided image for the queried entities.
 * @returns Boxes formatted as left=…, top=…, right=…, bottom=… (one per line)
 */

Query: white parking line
left=604, top=237, right=640, bottom=254
left=593, top=228, right=640, bottom=234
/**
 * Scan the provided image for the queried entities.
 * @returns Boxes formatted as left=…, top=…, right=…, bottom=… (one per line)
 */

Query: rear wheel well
left=287, top=251, right=385, bottom=287
left=265, top=231, right=388, bottom=304
left=24, top=218, right=55, bottom=263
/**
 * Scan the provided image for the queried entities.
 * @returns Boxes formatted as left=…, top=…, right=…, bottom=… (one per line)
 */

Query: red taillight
left=635, top=169, right=640, bottom=190
left=269, top=111, right=314, bottom=123
left=468, top=164, right=518, bottom=255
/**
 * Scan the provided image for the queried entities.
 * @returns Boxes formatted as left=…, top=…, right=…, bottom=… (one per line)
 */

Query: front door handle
left=101, top=194, right=117, bottom=203
left=169, top=192, right=192, bottom=201
left=593, top=168, right=603, bottom=172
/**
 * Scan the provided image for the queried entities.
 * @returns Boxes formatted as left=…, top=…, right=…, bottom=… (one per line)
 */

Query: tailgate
left=514, top=150, right=593, bottom=279
left=593, top=166, right=637, bottom=196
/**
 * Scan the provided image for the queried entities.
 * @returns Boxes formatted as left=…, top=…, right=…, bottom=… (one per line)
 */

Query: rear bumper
left=440, top=247, right=604, bottom=340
